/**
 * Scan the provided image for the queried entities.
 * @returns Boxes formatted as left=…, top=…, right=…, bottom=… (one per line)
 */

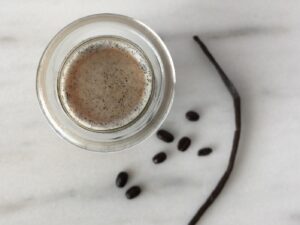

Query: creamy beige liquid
left=58, top=37, right=153, bottom=131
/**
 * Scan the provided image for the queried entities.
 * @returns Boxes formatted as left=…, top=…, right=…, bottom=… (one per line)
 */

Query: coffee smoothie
left=58, top=37, right=153, bottom=131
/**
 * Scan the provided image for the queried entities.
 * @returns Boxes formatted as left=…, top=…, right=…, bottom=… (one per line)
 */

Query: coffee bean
left=156, top=129, right=174, bottom=143
left=126, top=186, right=141, bottom=199
left=115, top=172, right=128, bottom=188
left=186, top=111, right=200, bottom=121
left=177, top=137, right=191, bottom=151
left=152, top=152, right=167, bottom=164
left=198, top=147, right=212, bottom=156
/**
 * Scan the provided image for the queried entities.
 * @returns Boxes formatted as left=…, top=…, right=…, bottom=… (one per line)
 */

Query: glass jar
left=36, top=13, right=175, bottom=152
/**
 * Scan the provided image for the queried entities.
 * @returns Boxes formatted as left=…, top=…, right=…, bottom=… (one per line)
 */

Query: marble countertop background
left=1, top=0, right=300, bottom=224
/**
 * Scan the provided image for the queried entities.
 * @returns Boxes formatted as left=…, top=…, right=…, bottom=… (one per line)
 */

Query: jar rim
left=36, top=13, right=175, bottom=152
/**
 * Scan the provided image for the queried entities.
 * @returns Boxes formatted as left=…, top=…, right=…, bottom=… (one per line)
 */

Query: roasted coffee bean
left=198, top=147, right=212, bottom=156
left=152, top=152, right=167, bottom=164
left=186, top=111, right=200, bottom=121
left=115, top=172, right=128, bottom=188
left=126, top=186, right=141, bottom=199
left=156, top=129, right=174, bottom=143
left=177, top=137, right=191, bottom=151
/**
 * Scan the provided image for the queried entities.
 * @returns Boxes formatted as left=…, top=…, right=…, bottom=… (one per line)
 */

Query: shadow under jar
left=36, top=14, right=175, bottom=152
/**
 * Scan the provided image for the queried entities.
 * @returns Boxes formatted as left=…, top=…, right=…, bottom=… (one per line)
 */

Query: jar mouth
left=57, top=35, right=155, bottom=133
left=36, top=13, right=175, bottom=152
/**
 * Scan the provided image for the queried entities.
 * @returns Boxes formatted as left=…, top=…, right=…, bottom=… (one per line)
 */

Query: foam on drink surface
left=58, top=36, right=153, bottom=131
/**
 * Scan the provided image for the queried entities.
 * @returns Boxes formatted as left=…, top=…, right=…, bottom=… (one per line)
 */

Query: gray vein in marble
left=151, top=177, right=193, bottom=188
left=259, top=87, right=300, bottom=99
left=0, top=189, right=77, bottom=216
left=160, top=25, right=288, bottom=41
left=0, top=36, right=17, bottom=44
left=0, top=173, right=202, bottom=217
left=203, top=25, right=288, bottom=40
left=0, top=184, right=114, bottom=216
left=290, top=213, right=300, bottom=221
left=141, top=177, right=204, bottom=200
left=0, top=197, right=34, bottom=215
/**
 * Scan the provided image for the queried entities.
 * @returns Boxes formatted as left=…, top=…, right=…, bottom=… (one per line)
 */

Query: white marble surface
left=1, top=0, right=300, bottom=224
